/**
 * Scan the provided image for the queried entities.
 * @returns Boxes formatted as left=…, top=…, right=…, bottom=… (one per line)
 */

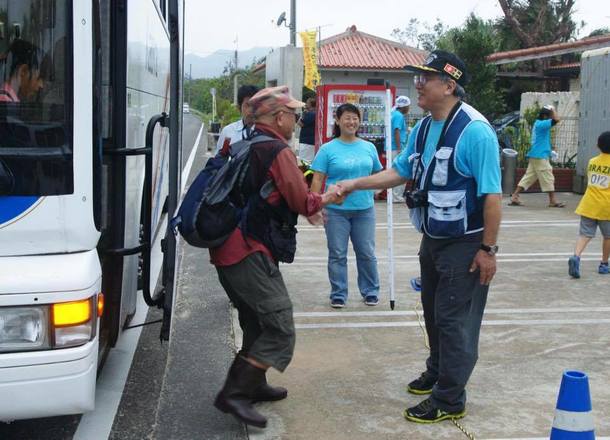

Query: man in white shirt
left=215, top=85, right=260, bottom=154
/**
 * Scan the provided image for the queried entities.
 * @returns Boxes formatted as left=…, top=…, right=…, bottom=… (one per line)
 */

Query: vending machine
left=315, top=84, right=396, bottom=152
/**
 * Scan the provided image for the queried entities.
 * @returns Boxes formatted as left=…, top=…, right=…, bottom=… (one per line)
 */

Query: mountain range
left=185, top=47, right=274, bottom=79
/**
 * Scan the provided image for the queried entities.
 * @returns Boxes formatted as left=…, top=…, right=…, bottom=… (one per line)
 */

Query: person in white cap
left=390, top=95, right=411, bottom=202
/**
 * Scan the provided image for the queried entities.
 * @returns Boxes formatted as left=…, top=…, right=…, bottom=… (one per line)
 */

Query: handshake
left=306, top=180, right=358, bottom=226
left=322, top=180, right=357, bottom=206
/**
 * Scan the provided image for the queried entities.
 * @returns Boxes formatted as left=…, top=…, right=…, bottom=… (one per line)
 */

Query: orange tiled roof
left=487, top=34, right=610, bottom=63
left=319, top=25, right=426, bottom=70
left=546, top=62, right=580, bottom=70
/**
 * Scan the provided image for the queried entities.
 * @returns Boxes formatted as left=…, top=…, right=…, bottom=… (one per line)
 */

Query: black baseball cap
left=405, top=50, right=470, bottom=87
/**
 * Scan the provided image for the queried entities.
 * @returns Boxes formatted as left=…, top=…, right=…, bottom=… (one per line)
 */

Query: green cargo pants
left=216, top=252, right=295, bottom=372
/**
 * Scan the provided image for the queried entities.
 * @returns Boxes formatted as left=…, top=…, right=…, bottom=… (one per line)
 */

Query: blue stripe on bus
left=0, top=196, right=40, bottom=224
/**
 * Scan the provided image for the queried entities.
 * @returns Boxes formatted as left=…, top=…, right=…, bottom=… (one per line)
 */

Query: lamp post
left=289, top=0, right=296, bottom=46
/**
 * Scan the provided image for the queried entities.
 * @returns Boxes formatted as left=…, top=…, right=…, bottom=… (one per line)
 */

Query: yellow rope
left=413, top=298, right=476, bottom=439
left=413, top=298, right=429, bottom=350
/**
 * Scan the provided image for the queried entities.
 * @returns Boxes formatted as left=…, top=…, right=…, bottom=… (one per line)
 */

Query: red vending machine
left=315, top=84, right=396, bottom=153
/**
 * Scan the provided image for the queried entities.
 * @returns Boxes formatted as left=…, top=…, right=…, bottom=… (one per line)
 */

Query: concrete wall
left=520, top=91, right=580, bottom=117
left=520, top=91, right=580, bottom=162
left=265, top=46, right=304, bottom=102
left=320, top=69, right=423, bottom=118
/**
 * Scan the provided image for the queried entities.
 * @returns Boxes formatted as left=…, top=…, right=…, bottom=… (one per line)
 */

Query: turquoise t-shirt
left=527, top=119, right=553, bottom=159
left=312, top=137, right=383, bottom=210
left=391, top=109, right=407, bottom=150
left=393, top=118, right=501, bottom=197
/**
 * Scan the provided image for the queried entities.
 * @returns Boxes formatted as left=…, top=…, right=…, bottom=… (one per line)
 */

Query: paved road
left=242, top=193, right=610, bottom=440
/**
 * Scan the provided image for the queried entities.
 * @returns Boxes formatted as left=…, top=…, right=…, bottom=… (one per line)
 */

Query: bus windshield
left=0, top=0, right=72, bottom=196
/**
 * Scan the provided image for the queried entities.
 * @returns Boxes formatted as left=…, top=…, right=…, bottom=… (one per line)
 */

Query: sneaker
left=568, top=255, right=581, bottom=279
left=599, top=262, right=609, bottom=275
left=404, top=397, right=466, bottom=424
left=330, top=298, right=345, bottom=308
left=364, top=295, right=379, bottom=306
left=407, top=372, right=437, bottom=395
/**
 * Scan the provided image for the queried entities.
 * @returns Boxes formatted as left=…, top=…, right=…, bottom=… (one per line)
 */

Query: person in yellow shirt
left=569, top=131, right=610, bottom=278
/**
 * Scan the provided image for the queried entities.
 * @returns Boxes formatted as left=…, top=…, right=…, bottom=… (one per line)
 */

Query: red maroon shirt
left=0, top=83, right=19, bottom=102
left=209, top=124, right=322, bottom=266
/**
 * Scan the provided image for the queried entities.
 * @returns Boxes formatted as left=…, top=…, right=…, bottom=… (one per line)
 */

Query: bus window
left=0, top=0, right=72, bottom=196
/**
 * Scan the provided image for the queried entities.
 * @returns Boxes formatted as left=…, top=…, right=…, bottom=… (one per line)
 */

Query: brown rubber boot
left=214, top=356, right=268, bottom=428
left=251, top=374, right=288, bottom=403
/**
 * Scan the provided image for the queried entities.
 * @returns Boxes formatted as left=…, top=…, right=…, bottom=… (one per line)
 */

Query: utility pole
left=233, top=35, right=239, bottom=105
left=188, top=63, right=192, bottom=104
left=290, top=0, right=296, bottom=46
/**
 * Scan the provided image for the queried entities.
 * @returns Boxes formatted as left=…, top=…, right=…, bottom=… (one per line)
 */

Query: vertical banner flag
left=300, top=30, right=321, bottom=90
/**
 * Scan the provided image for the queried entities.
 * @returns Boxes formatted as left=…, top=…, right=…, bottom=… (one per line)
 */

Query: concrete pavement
left=240, top=192, right=610, bottom=440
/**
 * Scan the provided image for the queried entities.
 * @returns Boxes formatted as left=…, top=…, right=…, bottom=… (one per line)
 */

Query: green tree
left=587, top=28, right=610, bottom=37
left=496, top=0, right=583, bottom=51
left=184, top=59, right=265, bottom=126
left=436, top=14, right=506, bottom=118
left=391, top=18, right=447, bottom=51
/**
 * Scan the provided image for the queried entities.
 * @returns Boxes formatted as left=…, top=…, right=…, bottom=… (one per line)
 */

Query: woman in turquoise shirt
left=311, top=103, right=382, bottom=308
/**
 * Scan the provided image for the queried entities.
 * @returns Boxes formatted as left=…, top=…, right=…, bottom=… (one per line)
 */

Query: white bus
left=0, top=0, right=185, bottom=421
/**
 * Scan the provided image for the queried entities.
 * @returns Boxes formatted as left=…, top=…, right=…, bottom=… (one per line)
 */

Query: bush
left=503, top=104, right=576, bottom=169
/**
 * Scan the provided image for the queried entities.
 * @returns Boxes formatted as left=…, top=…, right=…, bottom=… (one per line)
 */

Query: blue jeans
left=324, top=207, right=379, bottom=302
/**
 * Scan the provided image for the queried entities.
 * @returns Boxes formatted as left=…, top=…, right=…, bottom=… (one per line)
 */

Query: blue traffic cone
left=550, top=371, right=595, bottom=439
left=409, top=277, right=421, bottom=292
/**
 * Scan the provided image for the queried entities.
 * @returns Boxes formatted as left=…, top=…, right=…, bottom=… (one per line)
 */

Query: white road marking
left=181, top=123, right=204, bottom=194
left=73, top=288, right=149, bottom=440
left=295, top=318, right=610, bottom=330
left=291, top=252, right=598, bottom=261
left=73, top=121, right=203, bottom=440
left=286, top=257, right=599, bottom=266
left=483, top=438, right=610, bottom=440
left=294, top=306, right=610, bottom=318
left=298, top=219, right=578, bottom=231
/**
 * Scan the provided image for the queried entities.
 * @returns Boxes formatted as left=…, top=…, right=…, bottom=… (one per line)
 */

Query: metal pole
left=233, top=73, right=239, bottom=106
left=161, top=0, right=183, bottom=340
left=233, top=36, right=239, bottom=105
left=385, top=88, right=395, bottom=310
left=188, top=63, right=192, bottom=104
left=290, top=0, right=296, bottom=46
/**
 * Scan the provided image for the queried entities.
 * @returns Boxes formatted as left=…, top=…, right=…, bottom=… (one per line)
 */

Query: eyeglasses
left=274, top=109, right=300, bottom=122
left=413, top=74, right=441, bottom=87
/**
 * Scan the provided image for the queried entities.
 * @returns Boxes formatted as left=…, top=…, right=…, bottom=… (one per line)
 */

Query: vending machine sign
left=315, top=84, right=396, bottom=150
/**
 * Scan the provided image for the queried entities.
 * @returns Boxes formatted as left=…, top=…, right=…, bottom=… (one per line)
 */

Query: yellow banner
left=300, top=30, right=321, bottom=90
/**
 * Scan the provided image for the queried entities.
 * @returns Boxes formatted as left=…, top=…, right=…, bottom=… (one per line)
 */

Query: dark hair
left=598, top=131, right=610, bottom=154
left=237, top=85, right=260, bottom=107
left=5, top=39, right=41, bottom=78
left=538, top=107, right=552, bottom=120
left=333, top=103, right=360, bottom=138
left=306, top=97, right=316, bottom=108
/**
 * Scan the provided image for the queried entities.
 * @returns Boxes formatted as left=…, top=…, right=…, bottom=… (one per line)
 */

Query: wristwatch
left=480, top=243, right=499, bottom=256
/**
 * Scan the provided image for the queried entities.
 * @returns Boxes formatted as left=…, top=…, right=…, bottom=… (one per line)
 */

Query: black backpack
left=170, top=135, right=274, bottom=248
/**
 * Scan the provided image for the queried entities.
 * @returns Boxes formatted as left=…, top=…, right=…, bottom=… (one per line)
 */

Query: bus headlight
left=0, top=306, right=51, bottom=352
left=52, top=297, right=96, bottom=348
left=0, top=296, right=98, bottom=353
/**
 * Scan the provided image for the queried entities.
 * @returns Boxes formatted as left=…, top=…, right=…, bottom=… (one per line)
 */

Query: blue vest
left=410, top=103, right=486, bottom=239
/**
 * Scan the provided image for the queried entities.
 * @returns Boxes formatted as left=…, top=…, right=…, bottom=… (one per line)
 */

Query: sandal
left=548, top=202, right=566, bottom=208
left=508, top=200, right=523, bottom=206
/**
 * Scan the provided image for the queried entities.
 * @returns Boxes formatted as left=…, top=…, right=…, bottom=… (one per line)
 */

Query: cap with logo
left=248, top=85, right=305, bottom=119
left=405, top=50, right=470, bottom=87
left=395, top=95, right=411, bottom=108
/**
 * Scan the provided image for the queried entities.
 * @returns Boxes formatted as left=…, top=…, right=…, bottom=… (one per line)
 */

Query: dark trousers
left=419, top=232, right=489, bottom=412
left=216, top=252, right=295, bottom=372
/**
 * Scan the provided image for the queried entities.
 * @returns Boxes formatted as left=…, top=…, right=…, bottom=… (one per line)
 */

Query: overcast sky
left=184, top=0, right=608, bottom=55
